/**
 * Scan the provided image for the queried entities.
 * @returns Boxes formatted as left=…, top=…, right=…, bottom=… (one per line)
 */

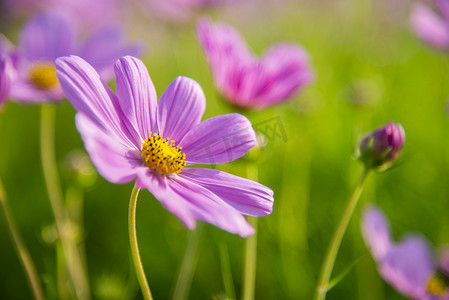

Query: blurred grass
left=1, top=0, right=449, bottom=299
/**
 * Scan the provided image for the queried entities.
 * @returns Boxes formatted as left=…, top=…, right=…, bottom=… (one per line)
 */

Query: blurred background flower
left=3, top=10, right=142, bottom=103
left=196, top=18, right=314, bottom=110
left=411, top=0, right=449, bottom=50
left=362, top=204, right=449, bottom=299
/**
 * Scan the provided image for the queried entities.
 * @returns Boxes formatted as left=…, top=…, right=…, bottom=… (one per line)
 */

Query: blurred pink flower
left=196, top=18, right=314, bottom=110
left=362, top=204, right=449, bottom=300
left=56, top=55, right=274, bottom=237
left=146, top=0, right=236, bottom=22
left=411, top=0, right=449, bottom=50
left=4, top=11, right=142, bottom=103
left=4, top=0, right=122, bottom=29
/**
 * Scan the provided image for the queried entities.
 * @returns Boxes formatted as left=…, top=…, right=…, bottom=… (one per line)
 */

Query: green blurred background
left=1, top=0, right=449, bottom=299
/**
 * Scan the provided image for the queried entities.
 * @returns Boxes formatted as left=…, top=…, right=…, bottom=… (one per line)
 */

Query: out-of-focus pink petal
left=115, top=56, right=158, bottom=141
left=80, top=27, right=143, bottom=81
left=180, top=168, right=273, bottom=216
left=56, top=55, right=140, bottom=148
left=196, top=18, right=313, bottom=109
left=19, top=11, right=75, bottom=61
left=75, top=114, right=142, bottom=184
left=379, top=235, right=435, bottom=299
left=9, top=78, right=63, bottom=103
left=361, top=204, right=393, bottom=261
left=157, top=76, right=206, bottom=142
left=136, top=169, right=255, bottom=237
left=180, top=113, right=255, bottom=165
left=254, top=44, right=314, bottom=108
left=0, top=55, right=15, bottom=106
left=411, top=3, right=449, bottom=50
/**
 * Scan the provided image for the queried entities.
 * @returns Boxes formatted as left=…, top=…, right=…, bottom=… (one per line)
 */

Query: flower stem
left=129, top=184, right=153, bottom=300
left=0, top=177, right=45, bottom=300
left=40, top=105, right=90, bottom=300
left=243, top=161, right=259, bottom=300
left=172, top=223, right=203, bottom=300
left=315, top=167, right=370, bottom=300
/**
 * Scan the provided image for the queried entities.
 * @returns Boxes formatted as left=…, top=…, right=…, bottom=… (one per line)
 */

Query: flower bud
left=359, top=122, right=405, bottom=170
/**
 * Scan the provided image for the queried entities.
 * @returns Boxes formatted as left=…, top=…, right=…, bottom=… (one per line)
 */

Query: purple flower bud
left=359, top=122, right=405, bottom=170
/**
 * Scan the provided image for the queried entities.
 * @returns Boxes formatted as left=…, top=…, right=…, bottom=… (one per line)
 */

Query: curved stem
left=129, top=184, right=153, bottom=300
left=0, top=178, right=45, bottom=300
left=315, top=168, right=370, bottom=300
left=242, top=162, right=259, bottom=300
left=172, top=224, right=203, bottom=300
left=40, top=105, right=90, bottom=300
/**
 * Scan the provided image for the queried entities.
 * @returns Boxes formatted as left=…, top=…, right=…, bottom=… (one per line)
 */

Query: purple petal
left=114, top=56, right=158, bottom=141
left=179, top=168, right=273, bottom=216
left=411, top=3, right=449, bottom=50
left=20, top=11, right=75, bottom=62
left=80, top=26, right=143, bottom=81
left=254, top=44, right=314, bottom=108
left=379, top=235, right=435, bottom=299
left=56, top=55, right=140, bottom=148
left=180, top=113, right=255, bottom=165
left=361, top=204, right=392, bottom=261
left=75, top=114, right=142, bottom=184
left=9, top=79, right=64, bottom=103
left=136, top=169, right=255, bottom=237
left=157, top=76, right=206, bottom=142
left=0, top=54, right=15, bottom=106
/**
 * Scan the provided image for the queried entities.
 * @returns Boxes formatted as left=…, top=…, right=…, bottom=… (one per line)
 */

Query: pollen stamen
left=141, top=133, right=186, bottom=175
left=427, top=271, right=449, bottom=297
left=28, top=62, right=58, bottom=90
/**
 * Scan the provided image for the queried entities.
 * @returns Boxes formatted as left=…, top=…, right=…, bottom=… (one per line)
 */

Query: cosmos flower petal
left=80, top=27, right=143, bottom=81
left=136, top=169, right=255, bottom=237
left=56, top=55, right=140, bottom=148
left=196, top=18, right=313, bottom=109
left=379, top=235, right=435, bottom=299
left=20, top=11, right=75, bottom=61
left=135, top=169, right=197, bottom=229
left=9, top=80, right=63, bottom=103
left=411, top=3, right=449, bottom=50
left=115, top=56, right=158, bottom=141
left=179, top=168, right=273, bottom=216
left=180, top=113, right=255, bottom=165
left=255, top=44, right=314, bottom=108
left=75, top=113, right=141, bottom=184
left=0, top=54, right=15, bottom=107
left=361, top=204, right=393, bottom=260
left=157, top=76, right=206, bottom=142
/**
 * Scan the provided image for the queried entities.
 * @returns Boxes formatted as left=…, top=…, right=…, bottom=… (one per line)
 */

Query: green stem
left=172, top=224, right=203, bottom=300
left=219, top=242, right=236, bottom=300
left=129, top=184, right=153, bottom=300
left=315, top=168, right=370, bottom=300
left=0, top=178, right=46, bottom=300
left=243, top=162, right=259, bottom=300
left=40, top=105, right=90, bottom=300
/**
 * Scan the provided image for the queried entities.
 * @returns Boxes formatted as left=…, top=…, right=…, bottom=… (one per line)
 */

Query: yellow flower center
left=141, top=133, right=186, bottom=175
left=28, top=62, right=58, bottom=90
left=427, top=272, right=449, bottom=297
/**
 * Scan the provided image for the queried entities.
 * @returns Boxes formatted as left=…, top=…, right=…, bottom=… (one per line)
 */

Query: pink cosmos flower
left=362, top=204, right=449, bottom=300
left=5, top=10, right=141, bottom=103
left=55, top=55, right=274, bottom=237
left=411, top=0, right=449, bottom=50
left=196, top=18, right=314, bottom=110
